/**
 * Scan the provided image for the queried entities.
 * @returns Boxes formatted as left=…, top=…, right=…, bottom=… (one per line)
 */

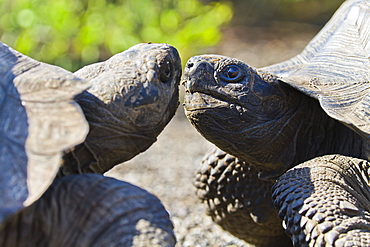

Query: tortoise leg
left=0, top=174, right=175, bottom=247
left=194, top=146, right=292, bottom=247
left=272, top=154, right=370, bottom=247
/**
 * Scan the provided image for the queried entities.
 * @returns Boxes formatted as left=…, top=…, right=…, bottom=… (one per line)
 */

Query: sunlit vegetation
left=0, top=0, right=233, bottom=71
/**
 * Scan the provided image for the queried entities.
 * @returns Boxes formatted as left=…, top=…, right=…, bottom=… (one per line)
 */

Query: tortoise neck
left=256, top=87, right=365, bottom=180
left=293, top=93, right=365, bottom=166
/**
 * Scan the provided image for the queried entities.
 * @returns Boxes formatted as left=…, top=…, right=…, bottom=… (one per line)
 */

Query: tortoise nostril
left=187, top=62, right=194, bottom=69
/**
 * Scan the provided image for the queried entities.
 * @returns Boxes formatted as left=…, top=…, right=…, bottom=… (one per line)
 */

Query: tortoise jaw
left=183, top=91, right=230, bottom=111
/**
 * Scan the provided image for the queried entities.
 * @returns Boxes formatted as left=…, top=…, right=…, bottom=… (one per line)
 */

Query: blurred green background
left=0, top=0, right=343, bottom=71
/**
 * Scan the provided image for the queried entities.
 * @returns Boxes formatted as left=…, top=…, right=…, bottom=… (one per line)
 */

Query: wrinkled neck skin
left=60, top=89, right=179, bottom=175
left=59, top=43, right=181, bottom=176
left=184, top=55, right=365, bottom=180
left=251, top=78, right=365, bottom=179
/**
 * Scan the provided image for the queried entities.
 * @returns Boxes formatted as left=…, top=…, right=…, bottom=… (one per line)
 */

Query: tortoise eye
left=159, top=58, right=172, bottom=83
left=220, top=64, right=244, bottom=83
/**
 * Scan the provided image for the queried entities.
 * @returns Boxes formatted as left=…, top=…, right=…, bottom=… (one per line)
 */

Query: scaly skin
left=60, top=43, right=182, bottom=175
left=0, top=174, right=176, bottom=247
left=195, top=147, right=292, bottom=247
left=273, top=155, right=370, bottom=246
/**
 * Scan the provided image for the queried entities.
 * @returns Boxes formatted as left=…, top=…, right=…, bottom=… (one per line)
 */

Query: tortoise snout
left=183, top=58, right=218, bottom=93
left=184, top=56, right=204, bottom=78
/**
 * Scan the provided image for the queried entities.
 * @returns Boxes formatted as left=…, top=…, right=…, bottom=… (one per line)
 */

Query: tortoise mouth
left=183, top=91, right=230, bottom=111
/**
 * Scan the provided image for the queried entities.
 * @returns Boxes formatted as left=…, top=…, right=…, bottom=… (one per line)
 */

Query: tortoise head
left=61, top=43, right=182, bottom=175
left=183, top=55, right=307, bottom=180
left=112, top=43, right=181, bottom=130
left=79, top=43, right=181, bottom=131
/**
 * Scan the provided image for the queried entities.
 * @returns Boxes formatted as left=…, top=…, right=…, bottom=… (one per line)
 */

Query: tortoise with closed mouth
left=0, top=42, right=181, bottom=246
left=184, top=0, right=370, bottom=246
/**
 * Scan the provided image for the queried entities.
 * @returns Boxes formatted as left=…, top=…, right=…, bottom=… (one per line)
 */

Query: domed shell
left=262, top=0, right=370, bottom=141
